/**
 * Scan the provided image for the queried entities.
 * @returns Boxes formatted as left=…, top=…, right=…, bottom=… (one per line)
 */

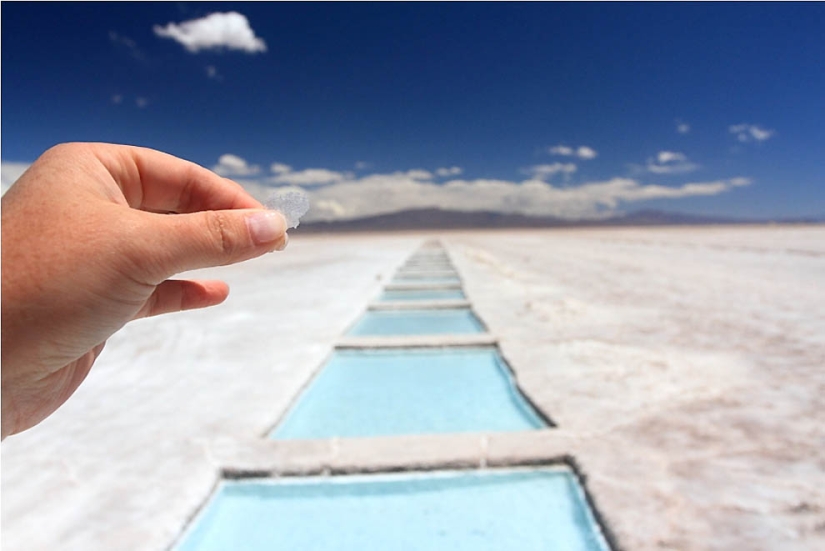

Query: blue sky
left=2, top=2, right=824, bottom=220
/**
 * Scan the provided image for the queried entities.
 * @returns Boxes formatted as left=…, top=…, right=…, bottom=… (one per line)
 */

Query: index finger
left=93, top=143, right=263, bottom=213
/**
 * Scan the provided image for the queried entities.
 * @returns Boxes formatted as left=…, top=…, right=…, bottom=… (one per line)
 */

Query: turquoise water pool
left=270, top=348, right=544, bottom=439
left=379, top=289, right=466, bottom=301
left=347, top=309, right=483, bottom=336
left=394, top=273, right=456, bottom=281
left=173, top=467, right=609, bottom=551
left=403, top=257, right=451, bottom=265
left=391, top=277, right=461, bottom=285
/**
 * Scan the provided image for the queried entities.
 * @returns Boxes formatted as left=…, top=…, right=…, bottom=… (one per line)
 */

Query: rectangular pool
left=173, top=467, right=609, bottom=551
left=270, top=348, right=545, bottom=439
left=391, top=276, right=462, bottom=285
left=394, top=270, right=457, bottom=278
left=346, top=309, right=484, bottom=336
left=379, top=289, right=466, bottom=301
left=402, top=263, right=454, bottom=272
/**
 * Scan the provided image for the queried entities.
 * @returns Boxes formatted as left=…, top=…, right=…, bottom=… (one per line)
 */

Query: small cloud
left=526, top=163, right=577, bottom=181
left=109, top=31, right=146, bottom=62
left=549, top=144, right=597, bottom=160
left=270, top=162, right=292, bottom=174
left=205, top=65, right=222, bottom=81
left=354, top=161, right=372, bottom=170
left=111, top=94, right=123, bottom=104
left=272, top=168, right=348, bottom=186
left=135, top=97, right=149, bottom=108
left=549, top=145, right=574, bottom=156
left=645, top=151, right=699, bottom=175
left=729, top=123, right=774, bottom=143
left=153, top=12, right=267, bottom=54
left=576, top=146, right=597, bottom=160
left=657, top=151, right=687, bottom=164
left=435, top=166, right=463, bottom=177
left=676, top=120, right=691, bottom=134
left=213, top=154, right=261, bottom=176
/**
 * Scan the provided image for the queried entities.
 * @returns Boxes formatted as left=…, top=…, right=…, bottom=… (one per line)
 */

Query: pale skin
left=1, top=143, right=288, bottom=439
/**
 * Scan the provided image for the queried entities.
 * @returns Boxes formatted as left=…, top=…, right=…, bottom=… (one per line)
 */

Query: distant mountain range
left=295, top=208, right=824, bottom=233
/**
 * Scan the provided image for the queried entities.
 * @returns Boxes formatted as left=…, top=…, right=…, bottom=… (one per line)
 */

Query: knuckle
left=41, top=143, right=74, bottom=160
left=204, top=210, right=239, bottom=256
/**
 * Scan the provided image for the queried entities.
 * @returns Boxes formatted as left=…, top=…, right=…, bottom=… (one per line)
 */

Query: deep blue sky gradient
left=2, top=2, right=824, bottom=218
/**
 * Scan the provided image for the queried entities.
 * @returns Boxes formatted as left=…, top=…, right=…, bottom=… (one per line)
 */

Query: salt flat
left=2, top=225, right=824, bottom=550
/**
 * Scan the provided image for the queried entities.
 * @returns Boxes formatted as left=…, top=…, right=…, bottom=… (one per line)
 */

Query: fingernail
left=246, top=212, right=285, bottom=245
left=276, top=232, right=289, bottom=251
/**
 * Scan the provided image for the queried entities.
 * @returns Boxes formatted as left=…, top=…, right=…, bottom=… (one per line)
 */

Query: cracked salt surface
left=265, top=188, right=310, bottom=228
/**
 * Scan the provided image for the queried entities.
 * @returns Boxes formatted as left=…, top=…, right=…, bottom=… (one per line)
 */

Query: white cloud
left=657, top=151, right=687, bottom=164
left=153, top=12, right=266, bottom=54
left=527, top=163, right=577, bottom=181
left=270, top=162, right=292, bottom=174
left=404, top=169, right=433, bottom=180
left=314, top=199, right=347, bottom=217
left=549, top=144, right=597, bottom=160
left=549, top=145, right=574, bottom=156
left=212, top=154, right=261, bottom=176
left=135, top=97, right=148, bottom=108
left=576, top=146, right=597, bottom=160
left=1, top=162, right=31, bottom=196
left=676, top=121, right=691, bottom=134
left=646, top=151, right=699, bottom=175
left=729, top=124, right=774, bottom=143
left=354, top=161, right=372, bottom=170
left=271, top=168, right=348, bottom=186
left=730, top=177, right=752, bottom=187
left=435, top=166, right=463, bottom=177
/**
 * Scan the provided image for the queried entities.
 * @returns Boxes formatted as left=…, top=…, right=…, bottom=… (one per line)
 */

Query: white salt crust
left=265, top=188, right=310, bottom=228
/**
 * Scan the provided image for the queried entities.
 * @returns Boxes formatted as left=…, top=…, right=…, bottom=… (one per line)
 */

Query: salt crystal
left=265, top=188, right=310, bottom=229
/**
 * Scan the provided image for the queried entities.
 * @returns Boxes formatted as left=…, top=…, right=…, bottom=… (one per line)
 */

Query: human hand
left=1, top=143, right=287, bottom=439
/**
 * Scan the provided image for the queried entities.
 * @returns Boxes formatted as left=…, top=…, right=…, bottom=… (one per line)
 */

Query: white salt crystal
left=265, top=188, right=310, bottom=229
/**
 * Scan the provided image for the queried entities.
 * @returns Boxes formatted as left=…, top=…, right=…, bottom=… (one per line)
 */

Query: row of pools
left=174, top=242, right=612, bottom=550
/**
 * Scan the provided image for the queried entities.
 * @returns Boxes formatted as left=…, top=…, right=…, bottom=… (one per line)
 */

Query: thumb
left=132, top=209, right=288, bottom=281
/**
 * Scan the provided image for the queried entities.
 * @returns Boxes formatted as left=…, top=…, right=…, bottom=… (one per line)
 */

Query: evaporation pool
left=270, top=348, right=544, bottom=439
left=379, top=288, right=466, bottom=301
left=346, top=309, right=483, bottom=336
left=391, top=277, right=462, bottom=286
left=174, top=467, right=609, bottom=551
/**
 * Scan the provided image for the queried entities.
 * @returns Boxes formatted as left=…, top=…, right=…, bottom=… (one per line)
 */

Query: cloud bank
left=300, top=174, right=751, bottom=222
left=215, top=154, right=751, bottom=223
left=154, top=12, right=266, bottom=53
